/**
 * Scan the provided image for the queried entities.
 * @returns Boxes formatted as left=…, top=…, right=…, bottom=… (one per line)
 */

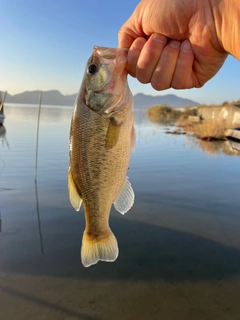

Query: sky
left=1, top=0, right=240, bottom=105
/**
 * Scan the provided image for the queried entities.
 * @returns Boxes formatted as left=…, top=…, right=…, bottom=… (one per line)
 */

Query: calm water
left=1, top=104, right=240, bottom=320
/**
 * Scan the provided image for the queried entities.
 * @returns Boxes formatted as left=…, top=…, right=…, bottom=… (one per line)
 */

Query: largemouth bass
left=68, top=46, right=135, bottom=267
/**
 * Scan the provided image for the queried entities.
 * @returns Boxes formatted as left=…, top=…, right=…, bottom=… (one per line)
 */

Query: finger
left=127, top=37, right=147, bottom=77
left=151, top=40, right=181, bottom=91
left=171, top=40, right=196, bottom=89
left=136, top=33, right=168, bottom=84
left=118, top=2, right=145, bottom=48
left=118, top=29, right=136, bottom=49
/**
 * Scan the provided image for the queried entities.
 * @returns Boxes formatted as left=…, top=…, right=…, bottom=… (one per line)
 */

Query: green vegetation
left=186, top=136, right=224, bottom=157
left=147, top=104, right=197, bottom=123
left=222, top=101, right=229, bottom=106
left=147, top=102, right=240, bottom=141
left=233, top=99, right=240, bottom=105
left=191, top=119, right=230, bottom=140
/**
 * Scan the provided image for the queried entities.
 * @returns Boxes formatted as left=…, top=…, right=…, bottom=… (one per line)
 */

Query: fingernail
left=152, top=33, right=167, bottom=44
left=169, top=40, right=181, bottom=49
left=181, top=40, right=192, bottom=53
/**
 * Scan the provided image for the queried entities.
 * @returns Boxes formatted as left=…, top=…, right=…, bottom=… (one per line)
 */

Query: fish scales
left=68, top=46, right=135, bottom=267
left=72, top=106, right=131, bottom=216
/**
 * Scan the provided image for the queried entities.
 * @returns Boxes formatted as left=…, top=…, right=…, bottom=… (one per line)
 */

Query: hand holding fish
left=118, top=0, right=240, bottom=91
left=69, top=46, right=135, bottom=267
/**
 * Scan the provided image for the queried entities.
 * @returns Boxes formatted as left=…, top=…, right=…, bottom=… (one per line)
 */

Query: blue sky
left=1, top=0, right=240, bottom=105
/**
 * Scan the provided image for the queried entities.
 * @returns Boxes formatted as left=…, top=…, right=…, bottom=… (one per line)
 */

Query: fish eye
left=88, top=64, right=97, bottom=74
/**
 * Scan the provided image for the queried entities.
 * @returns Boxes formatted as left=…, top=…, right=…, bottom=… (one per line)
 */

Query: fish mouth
left=89, top=46, right=128, bottom=116
left=93, top=46, right=128, bottom=65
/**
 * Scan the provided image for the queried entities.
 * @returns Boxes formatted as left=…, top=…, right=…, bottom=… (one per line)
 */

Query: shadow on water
left=1, top=212, right=240, bottom=283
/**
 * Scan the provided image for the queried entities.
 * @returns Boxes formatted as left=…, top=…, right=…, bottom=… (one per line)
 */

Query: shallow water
left=1, top=105, right=240, bottom=320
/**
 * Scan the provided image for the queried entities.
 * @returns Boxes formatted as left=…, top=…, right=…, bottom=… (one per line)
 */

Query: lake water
left=1, top=104, right=240, bottom=320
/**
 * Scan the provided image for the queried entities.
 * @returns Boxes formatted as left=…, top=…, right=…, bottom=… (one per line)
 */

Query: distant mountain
left=3, top=90, right=199, bottom=108
left=5, top=90, right=77, bottom=106
left=134, top=93, right=199, bottom=109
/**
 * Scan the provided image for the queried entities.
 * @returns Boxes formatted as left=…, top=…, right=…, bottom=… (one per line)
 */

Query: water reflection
left=185, top=135, right=240, bottom=157
left=0, top=125, right=9, bottom=232
left=147, top=113, right=240, bottom=157
left=0, top=125, right=9, bottom=148
left=35, top=181, right=44, bottom=255
left=147, top=113, right=176, bottom=126
left=224, top=140, right=240, bottom=155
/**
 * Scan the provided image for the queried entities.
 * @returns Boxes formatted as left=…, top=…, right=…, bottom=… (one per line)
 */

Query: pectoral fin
left=105, top=120, right=121, bottom=149
left=68, top=169, right=83, bottom=211
left=113, top=177, right=134, bottom=215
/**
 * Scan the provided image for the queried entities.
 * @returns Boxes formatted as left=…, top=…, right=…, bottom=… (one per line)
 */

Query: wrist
left=211, top=0, right=240, bottom=59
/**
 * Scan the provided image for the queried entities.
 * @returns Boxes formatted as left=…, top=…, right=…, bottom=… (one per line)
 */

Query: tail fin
left=81, top=230, right=119, bottom=267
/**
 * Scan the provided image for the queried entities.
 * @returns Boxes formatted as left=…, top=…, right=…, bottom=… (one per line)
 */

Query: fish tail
left=81, top=229, right=119, bottom=267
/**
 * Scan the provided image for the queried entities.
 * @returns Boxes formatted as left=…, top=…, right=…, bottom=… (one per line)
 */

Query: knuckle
left=136, top=71, right=150, bottom=84
left=151, top=78, right=168, bottom=91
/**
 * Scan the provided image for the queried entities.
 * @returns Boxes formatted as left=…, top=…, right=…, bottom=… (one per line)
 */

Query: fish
left=68, top=46, right=135, bottom=267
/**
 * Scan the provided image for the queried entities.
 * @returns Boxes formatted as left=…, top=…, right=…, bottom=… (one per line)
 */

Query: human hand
left=118, top=0, right=228, bottom=90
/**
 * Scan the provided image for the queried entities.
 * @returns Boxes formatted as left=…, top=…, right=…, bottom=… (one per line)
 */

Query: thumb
left=118, top=24, right=141, bottom=49
left=118, top=28, right=135, bottom=49
left=118, top=2, right=145, bottom=49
